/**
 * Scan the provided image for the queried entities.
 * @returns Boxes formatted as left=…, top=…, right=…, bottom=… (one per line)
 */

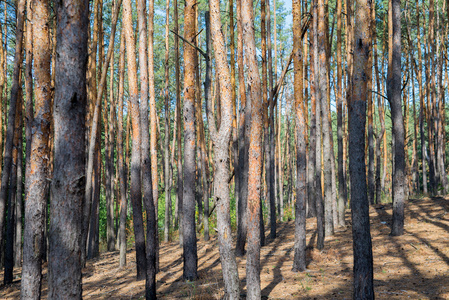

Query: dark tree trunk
left=182, top=0, right=198, bottom=281
left=48, top=0, right=88, bottom=295
left=0, top=0, right=25, bottom=254
left=4, top=91, right=21, bottom=284
left=389, top=0, right=405, bottom=236
left=142, top=0, right=157, bottom=296
left=117, top=30, right=128, bottom=268
left=350, top=0, right=374, bottom=297
left=235, top=0, right=248, bottom=257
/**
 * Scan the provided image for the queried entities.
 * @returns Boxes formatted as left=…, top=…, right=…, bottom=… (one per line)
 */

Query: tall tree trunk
left=4, top=82, right=21, bottom=284
left=336, top=0, right=346, bottom=226
left=292, top=0, right=306, bottom=272
left=141, top=0, right=157, bottom=294
left=182, top=0, right=198, bottom=281
left=117, top=30, right=128, bottom=268
left=313, top=0, right=324, bottom=250
left=48, top=0, right=88, bottom=295
left=389, top=0, right=405, bottom=236
left=415, top=4, right=427, bottom=194
left=20, top=0, right=51, bottom=293
left=0, top=0, right=25, bottom=254
left=235, top=0, right=248, bottom=257
left=206, top=6, right=240, bottom=298
left=173, top=0, right=183, bottom=245
left=123, top=0, right=147, bottom=280
left=163, top=0, right=171, bottom=243
left=83, top=0, right=122, bottom=263
left=318, top=0, right=333, bottom=237
left=242, top=0, right=263, bottom=295
left=350, top=0, right=374, bottom=297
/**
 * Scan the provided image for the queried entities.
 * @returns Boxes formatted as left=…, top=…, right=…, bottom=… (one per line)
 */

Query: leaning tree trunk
left=48, top=0, right=88, bottom=295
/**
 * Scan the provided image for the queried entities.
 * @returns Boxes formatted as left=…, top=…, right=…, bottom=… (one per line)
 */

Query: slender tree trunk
left=123, top=0, right=147, bottom=280
left=182, top=0, right=198, bottom=281
left=292, top=0, right=306, bottom=272
left=350, top=0, right=374, bottom=297
left=163, top=0, right=171, bottom=243
left=4, top=82, right=21, bottom=284
left=0, top=0, right=25, bottom=253
left=313, top=0, right=324, bottom=250
left=336, top=0, right=346, bottom=226
left=48, top=0, right=88, bottom=294
left=20, top=0, right=51, bottom=293
left=235, top=0, right=248, bottom=257
left=307, top=33, right=317, bottom=219
left=242, top=0, right=263, bottom=295
left=173, top=0, right=183, bottom=245
left=117, top=30, right=128, bottom=268
left=83, top=0, right=122, bottom=263
left=142, top=0, right=157, bottom=294
left=389, top=0, right=405, bottom=236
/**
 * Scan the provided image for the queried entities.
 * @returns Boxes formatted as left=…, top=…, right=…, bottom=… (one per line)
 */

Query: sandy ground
left=2, top=196, right=449, bottom=299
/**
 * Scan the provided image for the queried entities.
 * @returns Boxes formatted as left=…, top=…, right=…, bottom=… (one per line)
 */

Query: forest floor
left=2, top=195, right=449, bottom=299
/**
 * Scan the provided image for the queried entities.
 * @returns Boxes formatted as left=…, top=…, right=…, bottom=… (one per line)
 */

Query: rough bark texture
left=48, top=0, right=88, bottom=295
left=318, top=0, right=333, bottom=237
left=292, top=0, right=306, bottom=272
left=235, top=0, right=248, bottom=257
left=242, top=0, right=263, bottom=296
left=182, top=0, right=198, bottom=281
left=122, top=0, right=147, bottom=280
left=389, top=0, right=405, bottom=236
left=163, top=0, right=171, bottom=243
left=141, top=0, right=157, bottom=296
left=350, top=0, right=374, bottom=297
left=313, top=0, right=324, bottom=250
left=117, top=30, right=128, bottom=268
left=0, top=0, right=25, bottom=254
left=20, top=0, right=52, bottom=295
left=336, top=0, right=346, bottom=226
left=206, top=6, right=240, bottom=298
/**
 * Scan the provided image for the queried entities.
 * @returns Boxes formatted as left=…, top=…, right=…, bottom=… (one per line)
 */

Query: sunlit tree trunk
left=206, top=6, right=240, bottom=297
left=292, top=0, right=306, bottom=272
left=163, top=0, right=171, bottom=243
left=123, top=0, right=147, bottom=279
left=242, top=0, right=263, bottom=295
